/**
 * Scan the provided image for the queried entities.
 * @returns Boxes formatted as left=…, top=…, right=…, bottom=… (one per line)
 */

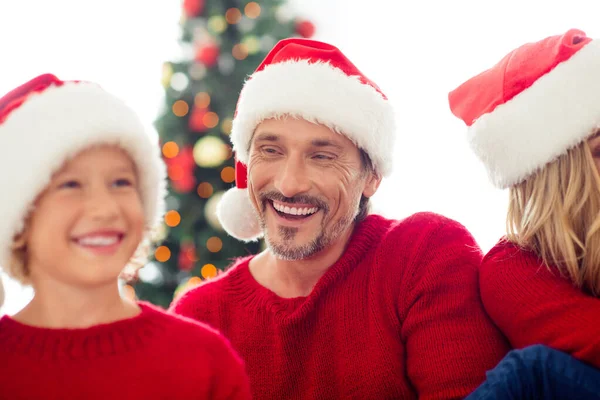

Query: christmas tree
left=131, top=0, right=316, bottom=308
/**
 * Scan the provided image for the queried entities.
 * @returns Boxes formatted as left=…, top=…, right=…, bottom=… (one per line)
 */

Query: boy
left=0, top=74, right=251, bottom=399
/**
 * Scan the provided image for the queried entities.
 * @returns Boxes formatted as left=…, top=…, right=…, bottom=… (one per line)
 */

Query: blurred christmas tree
left=132, top=0, right=316, bottom=308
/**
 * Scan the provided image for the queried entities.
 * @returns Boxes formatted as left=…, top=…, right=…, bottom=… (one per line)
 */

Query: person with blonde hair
left=450, top=29, right=600, bottom=398
left=0, top=74, right=251, bottom=399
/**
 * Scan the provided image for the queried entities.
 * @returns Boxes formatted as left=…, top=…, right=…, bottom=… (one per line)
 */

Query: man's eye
left=313, top=154, right=334, bottom=160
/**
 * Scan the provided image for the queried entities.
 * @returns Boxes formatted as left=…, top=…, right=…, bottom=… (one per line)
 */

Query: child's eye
left=59, top=180, right=81, bottom=189
left=113, top=178, right=134, bottom=187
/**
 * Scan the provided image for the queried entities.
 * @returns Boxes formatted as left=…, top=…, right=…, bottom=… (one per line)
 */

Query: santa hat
left=449, top=29, right=600, bottom=189
left=0, top=74, right=167, bottom=287
left=217, top=38, right=396, bottom=241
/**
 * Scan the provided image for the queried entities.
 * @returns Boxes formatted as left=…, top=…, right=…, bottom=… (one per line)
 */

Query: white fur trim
left=231, top=60, right=396, bottom=176
left=469, top=40, right=600, bottom=188
left=216, top=187, right=262, bottom=241
left=0, top=82, right=167, bottom=269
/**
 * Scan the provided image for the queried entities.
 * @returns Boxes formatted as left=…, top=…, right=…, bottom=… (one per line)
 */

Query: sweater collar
left=223, top=214, right=393, bottom=323
left=0, top=302, right=167, bottom=360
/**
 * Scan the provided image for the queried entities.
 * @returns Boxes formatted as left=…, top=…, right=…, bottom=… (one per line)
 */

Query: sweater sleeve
left=480, top=242, right=600, bottom=368
left=398, top=215, right=510, bottom=400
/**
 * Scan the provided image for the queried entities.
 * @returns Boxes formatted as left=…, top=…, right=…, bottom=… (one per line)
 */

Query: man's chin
left=267, top=236, right=324, bottom=261
left=270, top=246, right=312, bottom=261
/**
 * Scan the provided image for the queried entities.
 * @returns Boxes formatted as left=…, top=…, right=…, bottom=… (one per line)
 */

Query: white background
left=1, top=0, right=599, bottom=315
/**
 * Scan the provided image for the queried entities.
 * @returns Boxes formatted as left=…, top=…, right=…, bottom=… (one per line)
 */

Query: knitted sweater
left=0, top=302, right=251, bottom=399
left=480, top=239, right=600, bottom=368
left=171, top=213, right=509, bottom=400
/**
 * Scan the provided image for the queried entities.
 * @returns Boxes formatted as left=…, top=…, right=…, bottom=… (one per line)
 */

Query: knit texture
left=0, top=302, right=251, bottom=399
left=480, top=239, right=600, bottom=368
left=171, top=213, right=510, bottom=400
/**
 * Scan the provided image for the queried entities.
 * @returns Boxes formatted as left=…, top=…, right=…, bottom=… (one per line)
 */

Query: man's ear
left=362, top=172, right=382, bottom=198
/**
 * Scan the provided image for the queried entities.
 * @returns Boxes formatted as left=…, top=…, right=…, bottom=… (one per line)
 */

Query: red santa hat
left=0, top=74, right=167, bottom=295
left=216, top=38, right=396, bottom=241
left=449, top=29, right=600, bottom=189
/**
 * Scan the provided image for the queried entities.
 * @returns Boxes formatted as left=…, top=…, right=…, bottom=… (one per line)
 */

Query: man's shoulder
left=374, top=211, right=471, bottom=242
left=140, top=301, right=226, bottom=343
left=398, top=211, right=462, bottom=227
left=168, top=257, right=251, bottom=315
left=369, top=211, right=480, bottom=271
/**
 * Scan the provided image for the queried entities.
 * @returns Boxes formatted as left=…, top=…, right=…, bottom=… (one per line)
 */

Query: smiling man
left=170, top=38, right=509, bottom=400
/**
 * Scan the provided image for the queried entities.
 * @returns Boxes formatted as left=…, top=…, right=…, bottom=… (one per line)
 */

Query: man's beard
left=257, top=190, right=360, bottom=260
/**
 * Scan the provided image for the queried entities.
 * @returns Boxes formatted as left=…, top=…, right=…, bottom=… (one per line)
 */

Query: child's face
left=24, top=145, right=145, bottom=288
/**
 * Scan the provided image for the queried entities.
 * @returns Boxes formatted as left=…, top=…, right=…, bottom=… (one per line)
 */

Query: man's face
left=247, top=116, right=380, bottom=260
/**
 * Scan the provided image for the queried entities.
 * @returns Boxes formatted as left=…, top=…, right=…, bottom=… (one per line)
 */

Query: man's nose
left=273, top=157, right=311, bottom=199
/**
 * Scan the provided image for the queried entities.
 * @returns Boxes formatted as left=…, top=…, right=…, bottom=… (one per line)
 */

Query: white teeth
left=77, top=236, right=119, bottom=247
left=273, top=201, right=318, bottom=216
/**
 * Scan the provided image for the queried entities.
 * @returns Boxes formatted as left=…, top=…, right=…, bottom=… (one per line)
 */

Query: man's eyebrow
left=252, top=134, right=344, bottom=150
left=311, top=139, right=343, bottom=150
left=253, top=132, right=279, bottom=142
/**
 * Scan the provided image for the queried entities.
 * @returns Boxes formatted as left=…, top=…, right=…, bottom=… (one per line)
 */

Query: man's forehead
left=251, top=130, right=346, bottom=149
left=252, top=120, right=350, bottom=144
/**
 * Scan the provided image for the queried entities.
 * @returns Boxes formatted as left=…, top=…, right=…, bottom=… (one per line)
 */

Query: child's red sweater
left=0, top=302, right=251, bottom=399
left=171, top=213, right=510, bottom=400
left=480, top=239, right=600, bottom=368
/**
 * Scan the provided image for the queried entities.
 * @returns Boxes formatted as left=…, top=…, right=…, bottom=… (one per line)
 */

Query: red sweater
left=0, top=302, right=251, bottom=399
left=170, top=213, right=509, bottom=400
left=480, top=239, right=600, bottom=367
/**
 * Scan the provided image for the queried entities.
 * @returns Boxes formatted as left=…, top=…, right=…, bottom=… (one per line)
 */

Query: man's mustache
left=258, top=190, right=329, bottom=213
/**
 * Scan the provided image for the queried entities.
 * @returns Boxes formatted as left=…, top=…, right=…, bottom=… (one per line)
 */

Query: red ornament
left=195, top=44, right=220, bottom=68
left=165, top=146, right=194, bottom=168
left=165, top=146, right=196, bottom=193
left=172, top=171, right=196, bottom=193
left=183, top=0, right=205, bottom=18
left=188, top=106, right=209, bottom=132
left=178, top=147, right=195, bottom=168
left=178, top=243, right=197, bottom=271
left=295, top=20, right=316, bottom=38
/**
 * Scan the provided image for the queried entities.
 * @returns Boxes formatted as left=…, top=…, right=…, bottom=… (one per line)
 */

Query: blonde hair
left=507, top=139, right=600, bottom=296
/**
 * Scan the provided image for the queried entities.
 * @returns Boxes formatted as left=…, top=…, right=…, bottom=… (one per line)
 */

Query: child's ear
left=12, top=213, right=33, bottom=250
left=12, top=230, right=27, bottom=250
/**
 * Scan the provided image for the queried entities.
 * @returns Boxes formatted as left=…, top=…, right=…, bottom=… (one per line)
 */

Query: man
left=170, top=38, right=509, bottom=399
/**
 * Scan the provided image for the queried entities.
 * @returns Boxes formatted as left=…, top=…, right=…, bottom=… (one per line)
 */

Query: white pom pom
left=217, top=187, right=263, bottom=241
